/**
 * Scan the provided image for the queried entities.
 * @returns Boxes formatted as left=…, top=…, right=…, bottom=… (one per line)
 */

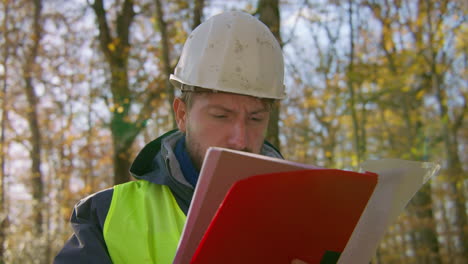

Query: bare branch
left=90, top=0, right=113, bottom=61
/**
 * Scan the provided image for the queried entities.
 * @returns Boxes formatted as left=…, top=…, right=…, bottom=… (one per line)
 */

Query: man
left=55, top=10, right=286, bottom=264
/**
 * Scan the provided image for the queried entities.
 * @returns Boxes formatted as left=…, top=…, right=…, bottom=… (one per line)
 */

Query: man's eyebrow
left=206, top=105, right=234, bottom=113
left=250, top=109, right=269, bottom=115
left=206, top=105, right=268, bottom=114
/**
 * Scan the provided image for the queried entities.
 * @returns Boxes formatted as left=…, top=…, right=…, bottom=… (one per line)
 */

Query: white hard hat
left=170, top=11, right=286, bottom=99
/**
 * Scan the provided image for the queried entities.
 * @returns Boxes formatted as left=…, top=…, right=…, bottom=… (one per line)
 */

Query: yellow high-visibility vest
left=103, top=180, right=186, bottom=264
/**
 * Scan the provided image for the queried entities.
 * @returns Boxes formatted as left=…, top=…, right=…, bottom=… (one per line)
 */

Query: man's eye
left=250, top=116, right=264, bottom=122
left=213, top=114, right=227, bottom=119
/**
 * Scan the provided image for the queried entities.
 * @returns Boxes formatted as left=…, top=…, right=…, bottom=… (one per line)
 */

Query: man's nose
left=227, top=120, right=248, bottom=151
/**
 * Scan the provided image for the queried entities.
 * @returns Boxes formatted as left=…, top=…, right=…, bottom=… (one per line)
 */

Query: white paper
left=337, top=159, right=440, bottom=264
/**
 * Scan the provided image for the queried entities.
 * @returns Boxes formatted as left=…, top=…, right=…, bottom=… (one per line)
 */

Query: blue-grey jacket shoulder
left=53, top=188, right=114, bottom=264
left=74, top=187, right=114, bottom=227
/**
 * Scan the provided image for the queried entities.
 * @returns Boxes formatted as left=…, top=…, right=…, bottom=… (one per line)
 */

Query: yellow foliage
left=416, top=90, right=425, bottom=100
left=177, top=1, right=189, bottom=9
left=174, top=31, right=187, bottom=45
left=174, top=20, right=183, bottom=30
left=296, top=149, right=305, bottom=159
left=245, top=3, right=254, bottom=13
left=61, top=206, right=71, bottom=220
left=401, top=85, right=410, bottom=92
left=82, top=184, right=93, bottom=194
left=322, top=116, right=334, bottom=123
left=117, top=106, right=124, bottom=113
left=108, top=42, right=116, bottom=52
left=65, top=134, right=77, bottom=145
left=283, top=115, right=296, bottom=127
left=351, top=155, right=358, bottom=167
left=108, top=38, right=120, bottom=52
left=301, top=98, right=319, bottom=108
left=77, top=73, right=86, bottom=81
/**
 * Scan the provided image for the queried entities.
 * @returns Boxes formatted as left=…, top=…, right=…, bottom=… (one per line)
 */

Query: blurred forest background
left=0, top=0, right=466, bottom=263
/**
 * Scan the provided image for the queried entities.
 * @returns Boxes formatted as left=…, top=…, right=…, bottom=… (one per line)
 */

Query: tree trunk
left=439, top=184, right=454, bottom=263
left=154, top=0, right=206, bottom=130
left=108, top=65, right=134, bottom=185
left=407, top=185, right=441, bottom=264
left=0, top=1, right=10, bottom=261
left=364, top=1, right=443, bottom=261
left=85, top=87, right=95, bottom=191
left=23, top=0, right=44, bottom=237
left=91, top=0, right=149, bottom=185
left=112, top=142, right=132, bottom=184
left=256, top=0, right=281, bottom=150
left=434, top=71, right=468, bottom=263
left=346, top=0, right=364, bottom=165
left=404, top=109, right=441, bottom=263
left=154, top=0, right=176, bottom=129
left=192, top=0, right=205, bottom=30
left=426, top=0, right=467, bottom=260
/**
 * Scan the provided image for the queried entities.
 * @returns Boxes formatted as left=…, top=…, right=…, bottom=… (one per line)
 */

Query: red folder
left=191, top=169, right=378, bottom=264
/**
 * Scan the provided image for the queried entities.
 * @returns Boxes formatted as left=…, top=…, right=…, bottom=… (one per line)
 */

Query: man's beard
left=185, top=131, right=205, bottom=171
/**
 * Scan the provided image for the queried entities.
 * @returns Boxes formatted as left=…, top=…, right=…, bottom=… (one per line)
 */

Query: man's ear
left=173, top=97, right=187, bottom=132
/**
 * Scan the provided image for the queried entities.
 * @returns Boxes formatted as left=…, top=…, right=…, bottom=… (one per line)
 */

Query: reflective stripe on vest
left=103, top=180, right=187, bottom=264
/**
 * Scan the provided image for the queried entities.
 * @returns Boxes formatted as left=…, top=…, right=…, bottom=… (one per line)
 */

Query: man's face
left=173, top=92, right=270, bottom=170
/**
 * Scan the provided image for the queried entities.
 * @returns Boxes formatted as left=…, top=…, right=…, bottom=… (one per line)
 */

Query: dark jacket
left=54, top=130, right=282, bottom=264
